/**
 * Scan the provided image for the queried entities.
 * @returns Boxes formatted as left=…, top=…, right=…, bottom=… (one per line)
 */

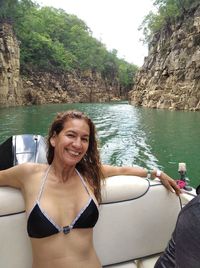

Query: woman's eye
left=67, top=134, right=75, bottom=138
left=82, top=137, right=89, bottom=142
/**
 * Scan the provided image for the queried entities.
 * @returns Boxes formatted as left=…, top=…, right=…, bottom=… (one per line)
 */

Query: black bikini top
left=27, top=166, right=99, bottom=238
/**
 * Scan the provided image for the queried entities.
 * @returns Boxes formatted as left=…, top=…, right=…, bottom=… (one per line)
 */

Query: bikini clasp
left=63, top=225, right=71, bottom=234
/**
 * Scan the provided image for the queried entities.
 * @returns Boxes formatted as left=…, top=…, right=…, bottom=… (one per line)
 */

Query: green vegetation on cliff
left=0, top=0, right=138, bottom=90
left=139, top=0, right=199, bottom=43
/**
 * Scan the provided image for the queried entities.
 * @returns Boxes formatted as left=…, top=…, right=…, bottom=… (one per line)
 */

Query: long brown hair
left=47, top=110, right=104, bottom=203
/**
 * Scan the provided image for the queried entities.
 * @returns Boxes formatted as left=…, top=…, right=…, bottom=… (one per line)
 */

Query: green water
left=0, top=102, right=200, bottom=188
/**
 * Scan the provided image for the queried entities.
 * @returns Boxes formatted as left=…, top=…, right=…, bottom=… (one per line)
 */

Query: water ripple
left=94, top=103, right=159, bottom=170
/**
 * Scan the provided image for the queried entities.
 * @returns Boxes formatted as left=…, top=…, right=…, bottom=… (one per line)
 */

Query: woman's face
left=50, top=118, right=90, bottom=166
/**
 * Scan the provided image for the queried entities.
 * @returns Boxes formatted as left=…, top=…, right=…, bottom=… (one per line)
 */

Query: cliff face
left=129, top=4, right=200, bottom=111
left=0, top=23, right=24, bottom=106
left=23, top=70, right=121, bottom=105
left=0, top=23, right=123, bottom=108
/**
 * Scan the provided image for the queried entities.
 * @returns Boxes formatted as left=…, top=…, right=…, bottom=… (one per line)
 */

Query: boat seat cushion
left=94, top=176, right=181, bottom=267
left=0, top=208, right=32, bottom=268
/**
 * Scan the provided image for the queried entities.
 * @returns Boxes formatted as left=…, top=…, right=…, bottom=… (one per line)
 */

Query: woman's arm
left=101, top=165, right=147, bottom=178
left=0, top=163, right=31, bottom=189
left=101, top=165, right=181, bottom=195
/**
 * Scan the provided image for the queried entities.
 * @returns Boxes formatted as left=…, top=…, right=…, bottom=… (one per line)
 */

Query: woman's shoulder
left=10, top=163, right=48, bottom=187
left=19, top=162, right=49, bottom=180
left=21, top=163, right=49, bottom=198
left=19, top=162, right=47, bottom=171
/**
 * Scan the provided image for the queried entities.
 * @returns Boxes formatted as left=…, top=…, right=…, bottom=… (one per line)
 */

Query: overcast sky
left=35, top=0, right=155, bottom=66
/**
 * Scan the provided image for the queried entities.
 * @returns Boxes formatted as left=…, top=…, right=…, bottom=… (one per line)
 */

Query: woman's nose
left=72, top=138, right=82, bottom=148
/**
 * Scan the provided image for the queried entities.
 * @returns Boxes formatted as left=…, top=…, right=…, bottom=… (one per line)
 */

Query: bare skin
left=0, top=118, right=181, bottom=268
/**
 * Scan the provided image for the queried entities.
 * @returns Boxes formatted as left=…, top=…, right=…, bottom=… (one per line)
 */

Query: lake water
left=0, top=102, right=200, bottom=188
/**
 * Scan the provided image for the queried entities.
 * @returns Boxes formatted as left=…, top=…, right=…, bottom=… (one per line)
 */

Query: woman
left=0, top=110, right=180, bottom=268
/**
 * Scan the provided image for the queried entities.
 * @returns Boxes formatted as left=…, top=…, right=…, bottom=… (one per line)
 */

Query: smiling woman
left=0, top=110, right=180, bottom=268
left=49, top=117, right=90, bottom=171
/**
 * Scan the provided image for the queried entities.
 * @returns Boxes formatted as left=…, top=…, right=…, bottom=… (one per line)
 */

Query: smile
left=67, top=150, right=81, bottom=156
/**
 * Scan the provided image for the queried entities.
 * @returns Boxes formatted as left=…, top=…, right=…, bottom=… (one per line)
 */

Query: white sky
left=35, top=0, right=154, bottom=66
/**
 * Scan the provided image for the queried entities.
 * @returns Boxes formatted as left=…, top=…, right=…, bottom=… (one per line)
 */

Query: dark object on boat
left=196, top=185, right=200, bottom=195
left=0, top=134, right=47, bottom=170
left=0, top=136, right=13, bottom=170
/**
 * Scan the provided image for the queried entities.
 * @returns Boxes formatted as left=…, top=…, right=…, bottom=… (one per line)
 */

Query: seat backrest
left=93, top=176, right=181, bottom=267
left=0, top=187, right=32, bottom=268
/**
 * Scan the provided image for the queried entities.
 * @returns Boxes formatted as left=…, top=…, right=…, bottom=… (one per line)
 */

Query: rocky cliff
left=23, top=70, right=121, bottom=105
left=129, top=4, right=200, bottom=111
left=0, top=23, right=123, bottom=107
left=0, top=23, right=24, bottom=106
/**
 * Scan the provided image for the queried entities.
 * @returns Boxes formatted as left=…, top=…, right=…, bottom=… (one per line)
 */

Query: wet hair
left=47, top=110, right=104, bottom=203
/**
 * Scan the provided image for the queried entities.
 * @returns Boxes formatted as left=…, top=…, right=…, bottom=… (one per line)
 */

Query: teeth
left=68, top=150, right=80, bottom=156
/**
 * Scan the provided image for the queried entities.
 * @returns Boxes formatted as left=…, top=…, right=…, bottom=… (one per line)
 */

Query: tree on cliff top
left=139, top=0, right=199, bottom=43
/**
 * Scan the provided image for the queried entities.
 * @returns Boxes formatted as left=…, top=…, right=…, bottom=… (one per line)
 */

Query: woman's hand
left=157, top=171, right=181, bottom=196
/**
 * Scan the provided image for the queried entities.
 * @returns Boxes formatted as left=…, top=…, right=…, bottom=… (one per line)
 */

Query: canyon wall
left=0, top=23, right=123, bottom=107
left=0, top=23, right=24, bottom=106
left=129, top=4, right=200, bottom=111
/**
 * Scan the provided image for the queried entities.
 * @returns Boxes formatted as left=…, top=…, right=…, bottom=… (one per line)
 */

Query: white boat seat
left=0, top=188, right=32, bottom=268
left=94, top=176, right=182, bottom=267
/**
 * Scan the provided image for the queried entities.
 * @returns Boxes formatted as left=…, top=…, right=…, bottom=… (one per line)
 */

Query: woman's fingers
left=160, top=173, right=182, bottom=196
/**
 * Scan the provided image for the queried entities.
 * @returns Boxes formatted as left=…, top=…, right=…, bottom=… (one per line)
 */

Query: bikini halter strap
left=75, top=169, right=90, bottom=196
left=37, top=165, right=51, bottom=202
